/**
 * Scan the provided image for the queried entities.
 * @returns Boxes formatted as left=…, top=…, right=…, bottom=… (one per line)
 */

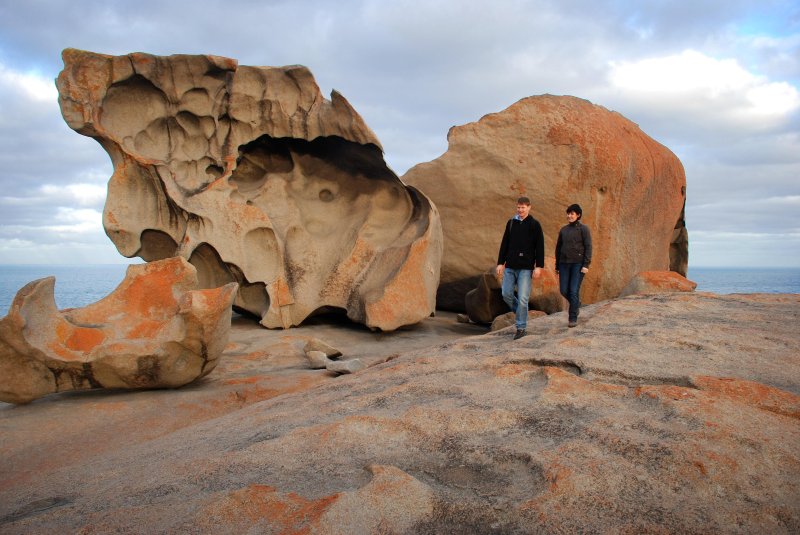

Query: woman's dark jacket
left=555, top=221, right=592, bottom=269
left=497, top=215, right=545, bottom=270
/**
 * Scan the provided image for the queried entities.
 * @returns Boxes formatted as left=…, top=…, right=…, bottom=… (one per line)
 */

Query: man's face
left=516, top=203, right=531, bottom=219
left=567, top=211, right=579, bottom=223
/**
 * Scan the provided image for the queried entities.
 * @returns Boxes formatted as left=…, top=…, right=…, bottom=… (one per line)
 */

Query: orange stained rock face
left=403, top=94, right=687, bottom=310
left=131, top=53, right=155, bottom=70
left=201, top=484, right=340, bottom=533
left=50, top=319, right=106, bottom=360
left=635, top=270, right=697, bottom=291
left=693, top=376, right=800, bottom=419
left=117, top=263, right=186, bottom=318
left=58, top=50, right=441, bottom=332
left=272, top=277, right=294, bottom=307
left=542, top=366, right=627, bottom=397
left=222, top=376, right=264, bottom=385
left=365, top=238, right=435, bottom=329
left=635, top=384, right=698, bottom=403
left=494, top=362, right=541, bottom=381
left=0, top=257, right=237, bottom=404
left=188, top=286, right=239, bottom=312
left=126, top=319, right=164, bottom=340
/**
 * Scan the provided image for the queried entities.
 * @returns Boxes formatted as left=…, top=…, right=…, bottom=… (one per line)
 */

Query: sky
left=0, top=0, right=798, bottom=267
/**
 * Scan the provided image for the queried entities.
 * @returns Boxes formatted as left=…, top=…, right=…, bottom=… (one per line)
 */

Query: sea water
left=0, top=264, right=131, bottom=314
left=0, top=265, right=797, bottom=313
left=687, top=267, right=800, bottom=295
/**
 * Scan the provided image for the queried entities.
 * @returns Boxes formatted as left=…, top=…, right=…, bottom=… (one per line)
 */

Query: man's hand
left=533, top=267, right=542, bottom=279
left=496, top=264, right=504, bottom=278
left=581, top=267, right=589, bottom=274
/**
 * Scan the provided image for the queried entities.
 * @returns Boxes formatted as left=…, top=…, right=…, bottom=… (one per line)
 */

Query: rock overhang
left=56, top=49, right=442, bottom=331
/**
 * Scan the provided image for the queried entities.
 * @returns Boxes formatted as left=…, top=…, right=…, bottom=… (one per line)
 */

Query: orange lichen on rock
left=541, top=366, right=627, bottom=398
left=403, top=94, right=687, bottom=311
left=57, top=48, right=441, bottom=331
left=0, top=257, right=237, bottom=404
left=494, top=362, right=537, bottom=380
left=197, top=484, right=340, bottom=533
left=364, top=231, right=440, bottom=330
left=693, top=376, right=800, bottom=419
left=620, top=270, right=697, bottom=297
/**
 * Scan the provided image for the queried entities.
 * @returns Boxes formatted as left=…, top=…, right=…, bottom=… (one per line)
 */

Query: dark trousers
left=559, top=263, right=584, bottom=322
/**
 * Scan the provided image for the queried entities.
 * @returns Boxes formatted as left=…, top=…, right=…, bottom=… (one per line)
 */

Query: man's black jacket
left=497, top=215, right=545, bottom=270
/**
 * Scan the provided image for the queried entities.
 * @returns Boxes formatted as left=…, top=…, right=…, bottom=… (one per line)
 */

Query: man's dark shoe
left=513, top=329, right=526, bottom=340
left=568, top=320, right=577, bottom=328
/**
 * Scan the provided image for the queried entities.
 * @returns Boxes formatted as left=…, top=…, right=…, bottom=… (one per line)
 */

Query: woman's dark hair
left=566, top=203, right=582, bottom=219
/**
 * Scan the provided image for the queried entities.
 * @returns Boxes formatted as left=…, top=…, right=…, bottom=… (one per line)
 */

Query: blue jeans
left=501, top=268, right=532, bottom=330
left=559, top=263, right=584, bottom=322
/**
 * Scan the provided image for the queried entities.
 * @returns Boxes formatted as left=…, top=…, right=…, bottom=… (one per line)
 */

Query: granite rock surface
left=620, top=269, right=698, bottom=296
left=1, top=294, right=797, bottom=533
left=403, top=95, right=687, bottom=311
left=0, top=257, right=236, bottom=404
left=57, top=49, right=441, bottom=331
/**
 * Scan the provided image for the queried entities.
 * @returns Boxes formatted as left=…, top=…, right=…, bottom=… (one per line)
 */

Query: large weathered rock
left=56, top=49, right=441, bottom=331
left=0, top=258, right=237, bottom=404
left=1, top=293, right=797, bottom=533
left=403, top=94, right=687, bottom=311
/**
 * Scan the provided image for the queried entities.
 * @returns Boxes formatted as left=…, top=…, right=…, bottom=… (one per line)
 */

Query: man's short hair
left=517, top=196, right=531, bottom=205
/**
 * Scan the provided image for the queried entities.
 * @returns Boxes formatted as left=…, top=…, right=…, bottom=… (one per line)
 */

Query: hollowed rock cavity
left=0, top=258, right=237, bottom=404
left=57, top=49, right=442, bottom=330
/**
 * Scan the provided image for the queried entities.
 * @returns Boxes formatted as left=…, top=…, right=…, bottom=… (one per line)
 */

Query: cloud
left=606, top=50, right=800, bottom=138
left=0, top=237, right=125, bottom=265
left=690, top=229, right=800, bottom=267
left=0, top=64, right=57, bottom=102
left=0, top=0, right=797, bottom=269
left=0, top=202, right=118, bottom=264
left=38, top=183, right=108, bottom=208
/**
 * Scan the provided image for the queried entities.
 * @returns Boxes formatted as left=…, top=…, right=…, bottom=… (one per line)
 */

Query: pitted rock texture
left=403, top=94, right=687, bottom=311
left=0, top=293, right=797, bottom=532
left=0, top=258, right=237, bottom=404
left=0, top=293, right=797, bottom=533
left=57, top=49, right=441, bottom=331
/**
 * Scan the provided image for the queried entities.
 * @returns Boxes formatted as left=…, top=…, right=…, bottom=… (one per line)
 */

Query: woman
left=555, top=204, right=592, bottom=328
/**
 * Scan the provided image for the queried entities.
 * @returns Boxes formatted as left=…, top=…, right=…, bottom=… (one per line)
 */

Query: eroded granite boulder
left=56, top=49, right=441, bottom=331
left=403, top=95, right=687, bottom=311
left=0, top=257, right=237, bottom=404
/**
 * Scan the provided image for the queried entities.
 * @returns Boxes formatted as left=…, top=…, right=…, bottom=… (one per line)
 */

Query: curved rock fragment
left=0, top=258, right=237, bottom=404
left=56, top=49, right=442, bottom=331
left=403, top=95, right=687, bottom=311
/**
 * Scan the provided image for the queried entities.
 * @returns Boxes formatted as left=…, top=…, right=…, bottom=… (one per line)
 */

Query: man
left=555, top=203, right=592, bottom=328
left=496, top=196, right=545, bottom=340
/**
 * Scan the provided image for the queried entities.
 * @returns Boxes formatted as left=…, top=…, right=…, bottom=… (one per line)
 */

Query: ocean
left=687, top=267, right=800, bottom=295
left=0, top=265, right=797, bottom=314
left=0, top=264, right=131, bottom=314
